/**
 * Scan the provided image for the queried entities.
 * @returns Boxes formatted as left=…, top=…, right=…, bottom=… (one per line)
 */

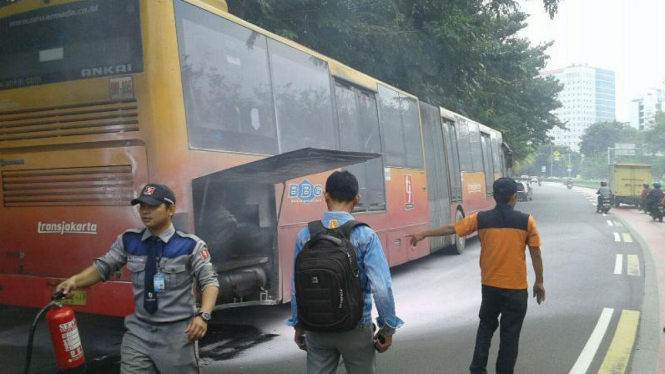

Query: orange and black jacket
left=454, top=204, right=541, bottom=290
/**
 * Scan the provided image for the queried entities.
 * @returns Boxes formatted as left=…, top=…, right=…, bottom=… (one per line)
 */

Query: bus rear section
left=0, top=143, right=148, bottom=315
left=0, top=0, right=147, bottom=315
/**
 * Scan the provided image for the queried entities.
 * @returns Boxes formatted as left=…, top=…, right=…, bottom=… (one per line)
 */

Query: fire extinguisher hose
left=23, top=291, right=64, bottom=374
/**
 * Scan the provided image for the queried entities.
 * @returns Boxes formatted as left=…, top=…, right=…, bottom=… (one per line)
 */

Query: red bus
left=0, top=0, right=511, bottom=316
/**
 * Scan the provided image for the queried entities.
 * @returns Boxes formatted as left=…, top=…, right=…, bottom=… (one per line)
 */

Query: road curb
left=612, top=211, right=660, bottom=374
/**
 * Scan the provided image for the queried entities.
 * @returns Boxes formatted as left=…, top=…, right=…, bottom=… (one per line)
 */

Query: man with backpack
left=287, top=170, right=403, bottom=374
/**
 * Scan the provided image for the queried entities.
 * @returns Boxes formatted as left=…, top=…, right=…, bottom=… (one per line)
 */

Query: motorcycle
left=598, top=197, right=612, bottom=214
left=651, top=204, right=664, bottom=222
left=566, top=182, right=573, bottom=190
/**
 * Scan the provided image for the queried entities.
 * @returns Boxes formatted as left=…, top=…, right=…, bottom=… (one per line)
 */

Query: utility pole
left=568, top=153, right=572, bottom=178
left=550, top=144, right=554, bottom=177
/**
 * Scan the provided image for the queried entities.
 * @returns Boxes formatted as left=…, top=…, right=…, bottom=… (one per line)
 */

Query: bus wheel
left=454, top=209, right=466, bottom=255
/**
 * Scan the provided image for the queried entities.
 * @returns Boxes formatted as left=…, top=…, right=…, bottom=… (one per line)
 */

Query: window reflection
left=176, top=2, right=278, bottom=154
left=268, top=40, right=337, bottom=153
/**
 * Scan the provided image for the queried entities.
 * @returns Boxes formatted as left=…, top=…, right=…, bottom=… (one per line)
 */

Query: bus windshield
left=0, top=0, right=143, bottom=90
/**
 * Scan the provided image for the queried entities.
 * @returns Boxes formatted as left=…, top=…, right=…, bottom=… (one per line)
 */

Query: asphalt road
left=0, top=182, right=654, bottom=374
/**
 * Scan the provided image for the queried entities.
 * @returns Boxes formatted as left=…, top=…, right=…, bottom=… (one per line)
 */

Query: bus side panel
left=383, top=168, right=429, bottom=262
left=460, top=171, right=489, bottom=214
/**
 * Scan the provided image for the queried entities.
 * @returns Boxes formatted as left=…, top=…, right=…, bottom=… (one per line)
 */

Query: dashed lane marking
left=626, top=255, right=640, bottom=276
left=568, top=308, right=614, bottom=374
left=597, top=310, right=640, bottom=374
left=614, top=255, right=623, bottom=275
left=614, top=232, right=621, bottom=242
left=621, top=233, right=633, bottom=243
left=607, top=220, right=613, bottom=226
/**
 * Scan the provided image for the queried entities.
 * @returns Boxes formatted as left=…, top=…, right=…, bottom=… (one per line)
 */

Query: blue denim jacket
left=286, top=211, right=404, bottom=332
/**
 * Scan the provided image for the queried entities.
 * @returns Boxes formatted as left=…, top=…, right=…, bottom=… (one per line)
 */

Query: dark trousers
left=469, top=285, right=528, bottom=374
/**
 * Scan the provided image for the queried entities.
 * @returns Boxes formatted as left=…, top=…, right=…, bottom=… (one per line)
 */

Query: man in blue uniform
left=56, top=183, right=219, bottom=374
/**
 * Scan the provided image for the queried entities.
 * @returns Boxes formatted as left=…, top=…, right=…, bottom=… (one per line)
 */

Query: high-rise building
left=629, top=87, right=665, bottom=130
left=541, top=65, right=616, bottom=152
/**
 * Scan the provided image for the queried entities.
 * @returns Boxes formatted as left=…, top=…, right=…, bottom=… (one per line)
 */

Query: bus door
left=420, top=103, right=453, bottom=253
left=191, top=148, right=380, bottom=308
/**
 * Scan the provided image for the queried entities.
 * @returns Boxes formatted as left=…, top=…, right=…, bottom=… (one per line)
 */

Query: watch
left=196, top=311, right=211, bottom=323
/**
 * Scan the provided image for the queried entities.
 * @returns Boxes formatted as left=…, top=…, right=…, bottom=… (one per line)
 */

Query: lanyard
left=153, top=237, right=164, bottom=273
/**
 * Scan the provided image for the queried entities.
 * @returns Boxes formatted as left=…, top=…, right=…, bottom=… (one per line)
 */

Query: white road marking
left=568, top=308, right=614, bottom=374
left=614, top=232, right=621, bottom=242
left=602, top=213, right=607, bottom=217
left=613, top=221, right=623, bottom=227
left=622, top=233, right=633, bottom=243
left=614, top=255, right=623, bottom=275
left=607, top=220, right=613, bottom=226
left=627, top=255, right=640, bottom=276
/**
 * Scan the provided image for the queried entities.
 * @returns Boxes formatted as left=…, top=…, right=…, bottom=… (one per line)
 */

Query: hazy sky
left=518, top=0, right=665, bottom=122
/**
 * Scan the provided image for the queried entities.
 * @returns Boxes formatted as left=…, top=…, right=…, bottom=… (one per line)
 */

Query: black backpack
left=294, top=220, right=367, bottom=332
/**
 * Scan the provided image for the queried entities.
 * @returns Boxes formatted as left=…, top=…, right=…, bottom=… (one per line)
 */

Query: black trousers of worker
left=469, top=285, right=528, bottom=374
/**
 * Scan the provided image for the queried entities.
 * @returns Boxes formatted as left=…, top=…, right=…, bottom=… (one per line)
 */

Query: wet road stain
left=85, top=353, right=122, bottom=374
left=199, top=323, right=278, bottom=364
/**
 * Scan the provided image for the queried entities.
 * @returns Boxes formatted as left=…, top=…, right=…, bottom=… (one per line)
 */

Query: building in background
left=629, top=87, right=665, bottom=130
left=542, top=65, right=616, bottom=152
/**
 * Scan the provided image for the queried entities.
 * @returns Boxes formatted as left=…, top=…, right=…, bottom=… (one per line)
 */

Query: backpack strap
left=307, top=221, right=327, bottom=240
left=337, top=220, right=369, bottom=239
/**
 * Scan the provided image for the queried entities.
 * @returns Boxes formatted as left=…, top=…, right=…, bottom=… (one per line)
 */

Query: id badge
left=154, top=273, right=165, bottom=293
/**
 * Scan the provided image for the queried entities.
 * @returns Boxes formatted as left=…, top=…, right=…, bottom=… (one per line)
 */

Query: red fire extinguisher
left=24, top=291, right=87, bottom=374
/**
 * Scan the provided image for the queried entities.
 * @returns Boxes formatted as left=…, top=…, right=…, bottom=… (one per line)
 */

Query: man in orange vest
left=409, top=177, right=545, bottom=374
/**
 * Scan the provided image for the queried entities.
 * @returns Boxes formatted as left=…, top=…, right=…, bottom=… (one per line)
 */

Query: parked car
left=517, top=182, right=533, bottom=201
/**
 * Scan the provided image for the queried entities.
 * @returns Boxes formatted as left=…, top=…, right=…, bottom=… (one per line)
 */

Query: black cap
left=131, top=183, right=176, bottom=206
left=493, top=177, right=518, bottom=197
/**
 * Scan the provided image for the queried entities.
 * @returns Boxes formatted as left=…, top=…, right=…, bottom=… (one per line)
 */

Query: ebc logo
left=288, top=179, right=323, bottom=203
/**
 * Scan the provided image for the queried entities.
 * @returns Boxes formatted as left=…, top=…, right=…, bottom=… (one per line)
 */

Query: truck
left=609, top=163, right=653, bottom=207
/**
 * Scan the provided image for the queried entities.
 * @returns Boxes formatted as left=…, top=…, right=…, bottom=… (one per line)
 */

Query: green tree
left=579, top=121, right=637, bottom=157
left=226, top=0, right=564, bottom=160
left=641, top=112, right=665, bottom=155
left=518, top=144, right=580, bottom=177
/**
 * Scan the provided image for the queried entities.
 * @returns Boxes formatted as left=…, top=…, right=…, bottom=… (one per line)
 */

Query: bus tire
left=453, top=209, right=466, bottom=255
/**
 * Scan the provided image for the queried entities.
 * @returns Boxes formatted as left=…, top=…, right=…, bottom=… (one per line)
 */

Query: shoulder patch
left=199, top=246, right=210, bottom=260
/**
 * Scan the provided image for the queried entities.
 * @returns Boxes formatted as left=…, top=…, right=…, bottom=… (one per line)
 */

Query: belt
left=135, top=316, right=190, bottom=326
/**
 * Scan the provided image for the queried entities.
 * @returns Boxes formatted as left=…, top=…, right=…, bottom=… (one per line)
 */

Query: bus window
left=490, top=136, right=503, bottom=176
left=268, top=40, right=337, bottom=153
left=377, top=85, right=424, bottom=168
left=469, top=122, right=484, bottom=172
left=443, top=120, right=462, bottom=201
left=377, top=85, right=405, bottom=166
left=480, top=133, right=494, bottom=195
left=455, top=119, right=473, bottom=172
left=421, top=102, right=451, bottom=246
left=402, top=97, right=424, bottom=168
left=335, top=82, right=385, bottom=212
left=0, top=0, right=143, bottom=90
left=175, top=1, right=278, bottom=155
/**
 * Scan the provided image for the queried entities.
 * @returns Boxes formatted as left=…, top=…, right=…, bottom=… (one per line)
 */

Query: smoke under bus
left=0, top=0, right=512, bottom=316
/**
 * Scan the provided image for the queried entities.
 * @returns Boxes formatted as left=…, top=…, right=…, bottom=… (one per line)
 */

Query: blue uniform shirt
left=287, top=211, right=404, bottom=333
left=93, top=224, right=219, bottom=323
